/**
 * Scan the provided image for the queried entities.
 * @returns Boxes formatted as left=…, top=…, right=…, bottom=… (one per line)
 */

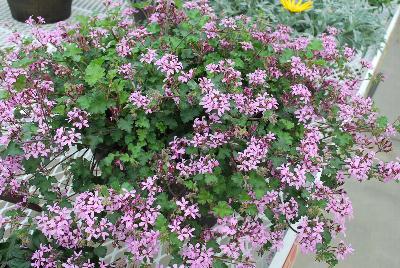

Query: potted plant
left=0, top=0, right=399, bottom=267
left=7, top=0, right=73, bottom=23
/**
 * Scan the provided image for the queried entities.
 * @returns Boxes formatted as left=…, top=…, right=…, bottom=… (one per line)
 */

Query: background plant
left=368, top=0, right=396, bottom=7
left=0, top=0, right=399, bottom=267
left=211, top=0, right=393, bottom=54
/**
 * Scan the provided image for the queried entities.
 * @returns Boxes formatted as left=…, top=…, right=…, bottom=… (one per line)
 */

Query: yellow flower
left=280, top=0, right=313, bottom=13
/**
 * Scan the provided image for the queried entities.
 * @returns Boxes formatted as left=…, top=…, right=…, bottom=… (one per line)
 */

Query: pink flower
left=247, top=69, right=267, bottom=86
left=277, top=164, right=307, bottom=190
left=177, top=226, right=195, bottom=241
left=129, top=91, right=153, bottom=113
left=23, top=141, right=50, bottom=159
left=377, top=160, right=400, bottom=182
left=291, top=84, right=311, bottom=103
left=199, top=78, right=230, bottom=117
left=335, top=241, right=354, bottom=260
left=140, top=49, right=157, bottom=64
left=321, top=34, right=338, bottom=59
left=176, top=197, right=189, bottom=210
left=169, top=137, right=188, bottom=160
left=74, top=191, right=104, bottom=221
left=220, top=242, right=240, bottom=260
left=280, top=197, right=299, bottom=221
left=118, top=63, right=133, bottom=78
left=360, top=59, right=372, bottom=69
left=176, top=156, right=219, bottom=177
left=36, top=204, right=81, bottom=248
left=31, top=244, right=56, bottom=268
left=220, top=18, right=237, bottom=30
left=184, top=204, right=200, bottom=219
left=205, top=60, right=242, bottom=86
left=126, top=230, right=160, bottom=262
left=116, top=38, right=132, bottom=57
left=0, top=216, right=6, bottom=227
left=240, top=41, right=253, bottom=51
left=67, top=108, right=89, bottom=129
left=155, top=53, right=183, bottom=77
left=200, top=89, right=230, bottom=117
left=326, top=194, right=353, bottom=224
left=344, top=47, right=355, bottom=60
left=54, top=127, right=81, bottom=147
left=178, top=69, right=195, bottom=83
left=237, top=135, right=275, bottom=171
left=182, top=243, right=214, bottom=268
left=290, top=56, right=308, bottom=77
left=345, top=152, right=375, bottom=181
left=297, top=217, right=325, bottom=253
left=203, top=22, right=219, bottom=39
left=295, top=105, right=316, bottom=123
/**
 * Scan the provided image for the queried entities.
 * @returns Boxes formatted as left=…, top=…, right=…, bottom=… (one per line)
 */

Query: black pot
left=7, top=0, right=73, bottom=24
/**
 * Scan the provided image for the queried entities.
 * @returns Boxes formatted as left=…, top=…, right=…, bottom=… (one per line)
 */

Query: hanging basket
left=7, top=0, right=73, bottom=24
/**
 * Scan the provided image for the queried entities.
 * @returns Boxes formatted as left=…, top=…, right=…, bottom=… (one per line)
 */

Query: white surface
left=269, top=225, right=298, bottom=268
left=357, top=5, right=400, bottom=97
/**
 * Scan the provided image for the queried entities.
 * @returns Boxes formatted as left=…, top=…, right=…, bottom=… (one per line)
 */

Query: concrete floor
left=294, top=16, right=400, bottom=268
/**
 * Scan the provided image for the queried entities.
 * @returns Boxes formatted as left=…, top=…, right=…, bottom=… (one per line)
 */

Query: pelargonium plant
left=0, top=0, right=399, bottom=267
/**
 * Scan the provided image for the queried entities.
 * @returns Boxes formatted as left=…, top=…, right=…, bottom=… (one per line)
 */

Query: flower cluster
left=0, top=0, right=398, bottom=267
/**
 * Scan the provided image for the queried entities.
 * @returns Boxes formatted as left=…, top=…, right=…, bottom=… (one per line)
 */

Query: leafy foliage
left=0, top=0, right=398, bottom=267
left=211, top=0, right=393, bottom=54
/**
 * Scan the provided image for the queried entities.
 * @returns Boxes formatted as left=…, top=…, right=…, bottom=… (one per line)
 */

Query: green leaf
left=136, top=115, right=150, bottom=129
left=213, top=259, right=228, bottom=268
left=1, top=142, right=23, bottom=158
left=279, top=49, right=294, bottom=63
left=275, top=131, right=294, bottom=148
left=0, top=90, right=9, bottom=100
left=85, top=58, right=105, bottom=86
left=31, top=230, right=47, bottom=248
left=77, top=95, right=92, bottom=110
left=246, top=204, right=258, bottom=216
left=0, top=228, right=4, bottom=240
left=87, top=91, right=113, bottom=114
left=213, top=201, right=233, bottom=217
left=11, top=57, right=35, bottom=68
left=198, top=190, right=213, bottom=205
left=248, top=171, right=267, bottom=199
left=333, top=132, right=353, bottom=147
left=121, top=182, right=133, bottom=191
left=111, top=129, right=123, bottom=142
left=279, top=119, right=295, bottom=130
left=94, top=246, right=107, bottom=258
left=180, top=106, right=202, bottom=123
left=231, top=173, right=243, bottom=186
left=22, top=158, right=41, bottom=174
left=181, top=48, right=194, bottom=59
left=132, top=0, right=151, bottom=8
left=308, top=39, right=323, bottom=51
left=64, top=43, right=82, bottom=62
left=156, top=193, right=177, bottom=211
left=376, top=116, right=388, bottom=129
left=13, top=76, right=26, bottom=91
left=204, top=174, right=218, bottom=185
left=85, top=135, right=104, bottom=150
left=117, top=116, right=134, bottom=133
left=155, top=214, right=168, bottom=232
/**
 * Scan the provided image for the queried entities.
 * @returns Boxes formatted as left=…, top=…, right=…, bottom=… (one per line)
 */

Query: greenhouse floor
left=294, top=17, right=400, bottom=268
